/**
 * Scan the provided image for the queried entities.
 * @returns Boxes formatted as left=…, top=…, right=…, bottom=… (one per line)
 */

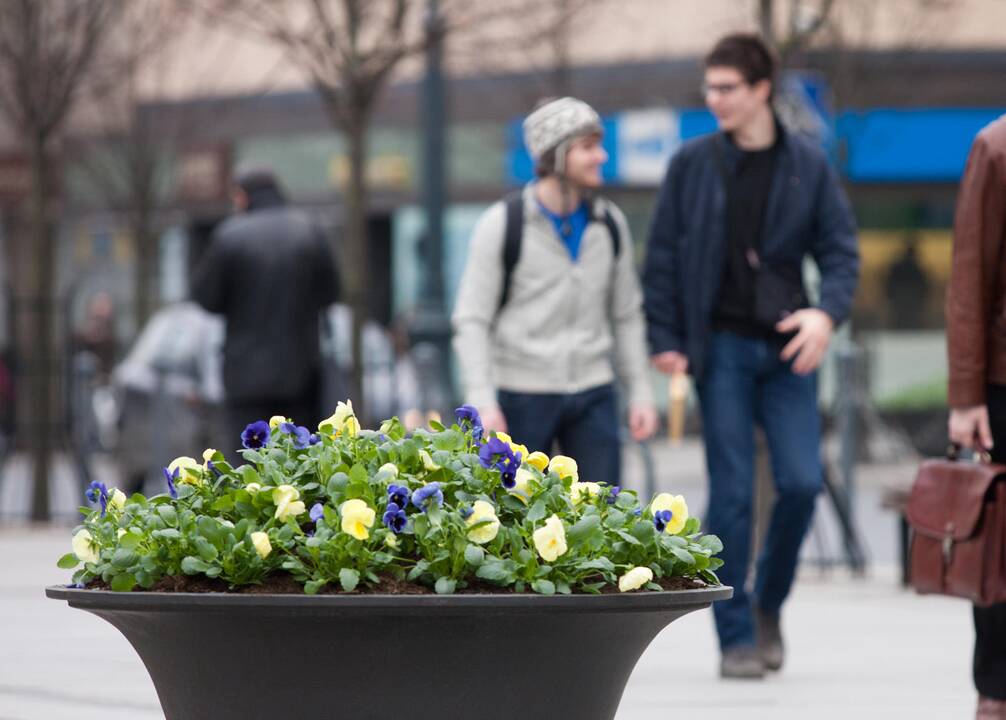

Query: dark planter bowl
left=47, top=584, right=732, bottom=720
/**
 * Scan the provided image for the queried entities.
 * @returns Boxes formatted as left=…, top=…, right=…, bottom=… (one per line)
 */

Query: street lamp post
left=411, top=0, right=453, bottom=418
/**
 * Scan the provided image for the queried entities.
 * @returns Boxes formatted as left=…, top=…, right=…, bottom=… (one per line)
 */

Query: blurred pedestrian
left=643, top=33, right=859, bottom=679
left=452, top=96, right=657, bottom=485
left=192, top=167, right=340, bottom=456
left=73, top=291, right=118, bottom=381
left=945, top=113, right=1006, bottom=720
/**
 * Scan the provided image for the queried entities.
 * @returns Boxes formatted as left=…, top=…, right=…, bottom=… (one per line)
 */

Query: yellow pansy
left=319, top=400, right=360, bottom=437
left=340, top=499, right=376, bottom=540
left=570, top=481, right=601, bottom=505
left=202, top=448, right=219, bottom=469
left=269, top=416, right=288, bottom=429
left=245, top=482, right=262, bottom=494
left=510, top=468, right=535, bottom=503
left=533, top=514, right=568, bottom=562
left=108, top=488, right=127, bottom=511
left=272, top=485, right=306, bottom=522
left=379, top=462, right=399, bottom=478
left=385, top=533, right=399, bottom=549
left=618, top=566, right=654, bottom=592
left=116, top=528, right=127, bottom=539
left=465, top=500, right=501, bottom=544
left=548, top=455, right=579, bottom=482
left=250, top=531, right=272, bottom=559
left=525, top=451, right=550, bottom=472
left=168, top=456, right=203, bottom=485
left=650, top=493, right=689, bottom=535
left=420, top=450, right=441, bottom=472
left=71, top=529, right=99, bottom=564
left=495, top=431, right=529, bottom=461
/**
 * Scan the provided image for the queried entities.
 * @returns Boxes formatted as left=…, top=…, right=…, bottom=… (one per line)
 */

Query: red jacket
left=947, top=115, right=1006, bottom=408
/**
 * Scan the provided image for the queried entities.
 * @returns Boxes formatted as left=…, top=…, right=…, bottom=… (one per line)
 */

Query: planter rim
left=46, top=584, right=732, bottom=612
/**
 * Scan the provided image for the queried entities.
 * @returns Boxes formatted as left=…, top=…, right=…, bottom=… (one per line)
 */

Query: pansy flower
left=241, top=420, right=270, bottom=450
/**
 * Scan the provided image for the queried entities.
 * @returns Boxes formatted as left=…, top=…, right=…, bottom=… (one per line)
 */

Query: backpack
left=497, top=193, right=622, bottom=311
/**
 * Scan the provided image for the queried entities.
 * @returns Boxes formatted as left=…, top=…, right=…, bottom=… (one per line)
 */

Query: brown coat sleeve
left=946, top=132, right=1006, bottom=408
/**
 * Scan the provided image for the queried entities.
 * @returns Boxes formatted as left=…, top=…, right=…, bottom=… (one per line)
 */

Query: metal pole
left=410, top=0, right=454, bottom=416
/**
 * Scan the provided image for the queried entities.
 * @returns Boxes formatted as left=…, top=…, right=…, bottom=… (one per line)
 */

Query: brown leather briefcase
left=906, top=451, right=1006, bottom=606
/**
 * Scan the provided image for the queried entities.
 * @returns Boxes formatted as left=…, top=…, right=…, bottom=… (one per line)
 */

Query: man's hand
left=480, top=405, right=508, bottom=434
left=652, top=351, right=689, bottom=375
left=949, top=405, right=994, bottom=451
left=628, top=404, right=659, bottom=442
left=776, top=309, right=834, bottom=375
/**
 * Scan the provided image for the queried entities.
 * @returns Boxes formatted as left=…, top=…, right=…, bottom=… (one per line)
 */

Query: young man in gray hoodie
left=451, top=97, right=657, bottom=483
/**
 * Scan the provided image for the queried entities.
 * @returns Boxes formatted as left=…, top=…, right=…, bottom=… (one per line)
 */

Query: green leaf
left=615, top=529, right=641, bottom=546
left=152, top=528, right=181, bottom=540
left=698, top=535, right=724, bottom=554
left=304, top=580, right=327, bottom=595
left=567, top=514, right=601, bottom=543
left=526, top=500, right=547, bottom=523
left=117, top=532, right=142, bottom=550
left=237, top=465, right=261, bottom=485
left=181, top=556, right=210, bottom=575
left=57, top=553, right=80, bottom=569
left=327, top=472, right=349, bottom=497
left=111, top=549, right=138, bottom=569
left=671, top=547, right=696, bottom=565
left=339, top=568, right=360, bottom=592
left=210, top=496, right=234, bottom=513
left=195, top=537, right=219, bottom=562
left=464, top=544, right=485, bottom=566
left=110, top=573, right=136, bottom=592
left=434, top=577, right=457, bottom=594
left=531, top=579, right=555, bottom=595
left=156, top=506, right=177, bottom=526
left=407, top=561, right=429, bottom=582
left=476, top=561, right=512, bottom=583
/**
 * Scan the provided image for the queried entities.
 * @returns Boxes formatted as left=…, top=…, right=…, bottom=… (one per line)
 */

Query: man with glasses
left=643, top=33, right=859, bottom=679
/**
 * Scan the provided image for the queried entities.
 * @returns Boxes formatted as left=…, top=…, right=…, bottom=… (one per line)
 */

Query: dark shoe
left=755, top=609, right=784, bottom=671
left=976, top=695, right=1006, bottom=720
left=720, top=646, right=765, bottom=679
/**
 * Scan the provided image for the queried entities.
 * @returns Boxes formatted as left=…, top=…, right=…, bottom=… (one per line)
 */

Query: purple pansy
left=280, top=422, right=313, bottom=450
left=382, top=502, right=408, bottom=533
left=387, top=484, right=410, bottom=509
left=241, top=420, right=270, bottom=450
left=411, top=482, right=444, bottom=512
left=85, top=481, right=109, bottom=516
left=162, top=467, right=179, bottom=499
left=309, top=503, right=325, bottom=523
left=455, top=404, right=484, bottom=443
left=653, top=509, right=674, bottom=533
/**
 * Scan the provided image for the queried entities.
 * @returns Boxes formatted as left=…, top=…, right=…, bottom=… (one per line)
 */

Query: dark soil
left=85, top=572, right=710, bottom=595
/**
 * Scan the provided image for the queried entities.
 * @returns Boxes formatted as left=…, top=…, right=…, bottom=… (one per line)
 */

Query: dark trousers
left=696, top=332, right=822, bottom=651
left=497, top=383, right=621, bottom=486
left=975, top=383, right=1006, bottom=699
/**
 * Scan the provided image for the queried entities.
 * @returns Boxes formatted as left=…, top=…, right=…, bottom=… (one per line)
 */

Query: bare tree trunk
left=345, top=112, right=370, bottom=421
left=27, top=132, right=54, bottom=521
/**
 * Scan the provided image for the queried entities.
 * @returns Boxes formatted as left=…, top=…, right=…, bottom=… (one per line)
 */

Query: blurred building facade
left=2, top=0, right=1004, bottom=426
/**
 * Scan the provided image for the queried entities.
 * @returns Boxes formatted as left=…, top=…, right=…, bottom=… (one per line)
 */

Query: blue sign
left=837, top=108, right=1006, bottom=182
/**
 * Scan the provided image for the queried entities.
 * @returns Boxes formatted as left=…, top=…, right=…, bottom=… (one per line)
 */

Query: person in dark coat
left=642, top=34, right=859, bottom=679
left=192, top=167, right=340, bottom=454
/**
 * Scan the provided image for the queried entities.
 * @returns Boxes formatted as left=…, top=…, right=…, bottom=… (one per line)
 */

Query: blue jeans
left=697, top=332, right=822, bottom=651
left=497, top=383, right=621, bottom=486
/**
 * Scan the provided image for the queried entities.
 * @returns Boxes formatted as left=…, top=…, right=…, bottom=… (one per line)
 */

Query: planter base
left=47, top=585, right=731, bottom=720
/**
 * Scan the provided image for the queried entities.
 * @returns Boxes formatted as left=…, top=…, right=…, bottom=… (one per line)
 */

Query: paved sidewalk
left=1, top=526, right=976, bottom=720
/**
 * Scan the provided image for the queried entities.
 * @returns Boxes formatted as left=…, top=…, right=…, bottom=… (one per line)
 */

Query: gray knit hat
left=522, top=97, right=602, bottom=173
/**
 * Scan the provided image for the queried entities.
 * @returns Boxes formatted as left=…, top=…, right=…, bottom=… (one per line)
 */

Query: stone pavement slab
left=1, top=526, right=976, bottom=720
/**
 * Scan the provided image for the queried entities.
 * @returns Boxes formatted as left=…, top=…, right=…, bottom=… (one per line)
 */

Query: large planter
left=47, top=584, right=731, bottom=720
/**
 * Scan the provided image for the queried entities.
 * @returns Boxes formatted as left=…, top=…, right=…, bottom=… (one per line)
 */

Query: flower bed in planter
left=49, top=402, right=730, bottom=719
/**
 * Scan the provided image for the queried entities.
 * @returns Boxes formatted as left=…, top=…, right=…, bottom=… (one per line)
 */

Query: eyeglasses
left=701, top=82, right=745, bottom=97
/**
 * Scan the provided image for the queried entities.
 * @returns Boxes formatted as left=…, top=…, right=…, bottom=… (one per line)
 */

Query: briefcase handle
left=946, top=443, right=992, bottom=464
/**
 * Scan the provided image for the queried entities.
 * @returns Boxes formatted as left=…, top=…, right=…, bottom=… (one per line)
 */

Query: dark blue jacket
left=642, top=126, right=859, bottom=380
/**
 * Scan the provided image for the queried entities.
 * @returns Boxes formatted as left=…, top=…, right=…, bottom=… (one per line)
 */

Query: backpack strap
left=497, top=193, right=621, bottom=313
left=498, top=192, right=524, bottom=312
